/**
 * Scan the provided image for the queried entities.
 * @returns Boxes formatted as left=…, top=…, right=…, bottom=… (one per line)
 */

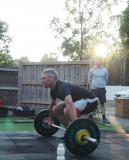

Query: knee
left=63, top=108, right=68, bottom=117
left=52, top=106, right=59, bottom=114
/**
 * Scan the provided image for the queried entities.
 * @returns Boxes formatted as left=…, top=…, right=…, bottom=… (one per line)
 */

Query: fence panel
left=0, top=66, right=19, bottom=107
left=20, top=61, right=90, bottom=109
left=1, top=61, right=129, bottom=110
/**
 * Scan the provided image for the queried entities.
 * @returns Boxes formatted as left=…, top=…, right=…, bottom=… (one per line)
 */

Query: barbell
left=34, top=109, right=100, bottom=156
left=44, top=120, right=99, bottom=145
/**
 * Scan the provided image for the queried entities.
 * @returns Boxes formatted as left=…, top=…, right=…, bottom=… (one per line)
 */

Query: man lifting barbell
left=41, top=68, right=98, bottom=142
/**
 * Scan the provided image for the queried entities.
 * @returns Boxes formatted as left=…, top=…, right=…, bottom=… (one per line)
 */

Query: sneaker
left=56, top=136, right=65, bottom=142
left=103, top=118, right=110, bottom=123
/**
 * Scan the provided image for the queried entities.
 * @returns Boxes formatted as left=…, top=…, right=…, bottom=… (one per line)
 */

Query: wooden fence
left=0, top=66, right=19, bottom=107
left=18, top=60, right=91, bottom=110
left=0, top=60, right=93, bottom=110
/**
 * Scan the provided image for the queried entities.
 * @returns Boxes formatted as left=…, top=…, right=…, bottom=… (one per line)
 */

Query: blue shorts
left=91, top=88, right=106, bottom=104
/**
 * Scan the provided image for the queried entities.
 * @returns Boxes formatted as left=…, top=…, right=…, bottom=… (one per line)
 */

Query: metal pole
left=45, top=121, right=66, bottom=131
left=51, top=124, right=66, bottom=131
left=82, top=135, right=99, bottom=145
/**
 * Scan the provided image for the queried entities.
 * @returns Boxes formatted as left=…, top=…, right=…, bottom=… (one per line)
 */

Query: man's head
left=95, top=56, right=103, bottom=68
left=41, top=68, right=58, bottom=88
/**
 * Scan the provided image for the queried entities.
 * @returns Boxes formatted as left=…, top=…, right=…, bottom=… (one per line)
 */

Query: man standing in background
left=88, top=56, right=110, bottom=123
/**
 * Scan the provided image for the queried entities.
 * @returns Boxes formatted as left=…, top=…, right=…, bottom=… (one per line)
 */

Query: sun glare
left=95, top=44, right=107, bottom=57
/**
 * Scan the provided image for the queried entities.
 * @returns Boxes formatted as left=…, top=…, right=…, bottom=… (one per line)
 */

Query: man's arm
left=65, top=95, right=77, bottom=122
left=88, top=69, right=93, bottom=86
left=106, top=70, right=108, bottom=84
left=49, top=98, right=56, bottom=124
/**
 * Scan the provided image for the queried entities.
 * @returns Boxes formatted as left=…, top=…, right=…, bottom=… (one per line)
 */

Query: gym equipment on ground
left=34, top=109, right=100, bottom=156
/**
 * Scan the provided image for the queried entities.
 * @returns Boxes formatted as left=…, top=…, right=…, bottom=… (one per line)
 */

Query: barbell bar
left=44, top=120, right=98, bottom=145
left=44, top=120, right=66, bottom=131
left=81, top=135, right=98, bottom=145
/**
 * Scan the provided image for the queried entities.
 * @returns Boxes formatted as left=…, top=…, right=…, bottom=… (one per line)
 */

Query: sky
left=0, top=0, right=127, bottom=62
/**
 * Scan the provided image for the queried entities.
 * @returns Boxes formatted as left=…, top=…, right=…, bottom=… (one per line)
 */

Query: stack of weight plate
left=0, top=107, right=8, bottom=117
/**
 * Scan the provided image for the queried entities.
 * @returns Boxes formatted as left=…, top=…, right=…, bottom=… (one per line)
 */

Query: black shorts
left=81, top=100, right=98, bottom=115
left=91, top=88, right=106, bottom=104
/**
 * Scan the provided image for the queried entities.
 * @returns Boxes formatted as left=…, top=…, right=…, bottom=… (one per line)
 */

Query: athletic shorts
left=62, top=95, right=98, bottom=117
left=90, top=88, right=106, bottom=104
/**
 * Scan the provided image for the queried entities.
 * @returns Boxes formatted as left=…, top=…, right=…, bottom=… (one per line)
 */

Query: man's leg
left=52, top=102, right=71, bottom=142
left=100, top=103, right=106, bottom=120
left=99, top=88, right=110, bottom=123
left=52, top=102, right=69, bottom=128
left=100, top=103, right=110, bottom=123
left=100, top=103, right=105, bottom=115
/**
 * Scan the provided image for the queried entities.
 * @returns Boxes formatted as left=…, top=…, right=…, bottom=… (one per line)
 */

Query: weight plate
left=0, top=114, right=8, bottom=117
left=64, top=118, right=100, bottom=156
left=34, top=109, right=60, bottom=137
left=0, top=107, right=8, bottom=111
left=0, top=111, right=8, bottom=114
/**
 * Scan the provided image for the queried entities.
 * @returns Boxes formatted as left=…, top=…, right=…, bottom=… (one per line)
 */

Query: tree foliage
left=14, top=56, right=30, bottom=62
left=119, top=1, right=129, bottom=48
left=103, top=41, right=127, bottom=86
left=49, top=0, right=122, bottom=60
left=125, top=55, right=129, bottom=85
left=0, top=53, right=14, bottom=66
left=119, top=0, right=129, bottom=85
left=40, top=53, right=58, bottom=61
left=0, top=20, right=14, bottom=66
left=0, top=20, right=12, bottom=54
left=13, top=56, right=30, bottom=66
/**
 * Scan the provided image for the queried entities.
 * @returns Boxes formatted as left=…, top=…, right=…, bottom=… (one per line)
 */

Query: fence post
left=17, top=60, right=23, bottom=107
left=90, top=57, right=95, bottom=69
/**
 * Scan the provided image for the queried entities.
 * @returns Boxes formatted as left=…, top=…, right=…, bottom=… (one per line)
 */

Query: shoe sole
left=103, top=121, right=110, bottom=123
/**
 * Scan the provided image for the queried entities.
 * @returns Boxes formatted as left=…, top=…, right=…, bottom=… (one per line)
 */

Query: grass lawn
left=0, top=116, right=129, bottom=132
left=0, top=116, right=35, bottom=131
left=93, top=119, right=129, bottom=131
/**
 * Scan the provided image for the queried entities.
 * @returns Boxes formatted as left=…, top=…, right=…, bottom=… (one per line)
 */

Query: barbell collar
left=82, top=135, right=99, bottom=145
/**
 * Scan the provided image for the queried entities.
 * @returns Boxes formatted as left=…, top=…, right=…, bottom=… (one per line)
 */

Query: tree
left=0, top=20, right=12, bottom=54
left=119, top=1, right=129, bottom=48
left=0, top=20, right=14, bottom=66
left=104, top=41, right=127, bottom=86
left=40, top=53, right=58, bottom=61
left=125, top=53, right=129, bottom=85
left=49, top=0, right=122, bottom=60
left=13, top=56, right=30, bottom=66
left=119, top=0, right=129, bottom=85
left=14, top=56, right=30, bottom=62
left=0, top=53, right=14, bottom=66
